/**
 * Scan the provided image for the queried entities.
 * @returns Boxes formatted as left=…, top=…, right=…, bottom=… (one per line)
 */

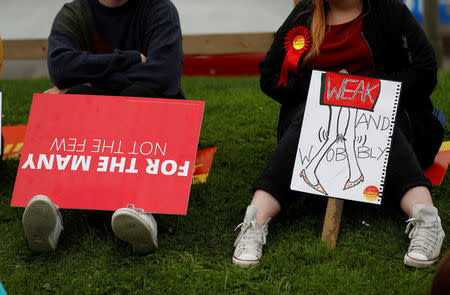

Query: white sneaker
left=111, top=204, right=158, bottom=255
left=232, top=205, right=270, bottom=268
left=22, top=195, right=63, bottom=253
left=404, top=204, right=445, bottom=268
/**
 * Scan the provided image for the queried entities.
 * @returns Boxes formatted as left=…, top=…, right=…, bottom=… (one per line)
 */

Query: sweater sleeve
left=47, top=30, right=141, bottom=89
left=259, top=34, right=311, bottom=105
left=94, top=1, right=184, bottom=98
left=374, top=3, right=437, bottom=109
left=259, top=2, right=312, bottom=105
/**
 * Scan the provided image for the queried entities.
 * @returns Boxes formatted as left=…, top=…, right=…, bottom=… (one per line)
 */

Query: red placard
left=320, top=72, right=381, bottom=111
left=11, top=93, right=204, bottom=215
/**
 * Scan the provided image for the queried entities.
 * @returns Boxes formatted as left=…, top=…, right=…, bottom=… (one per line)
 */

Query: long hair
left=301, top=0, right=369, bottom=65
left=303, top=0, right=326, bottom=65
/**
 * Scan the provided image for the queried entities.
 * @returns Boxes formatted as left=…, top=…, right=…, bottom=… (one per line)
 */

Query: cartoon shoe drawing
left=343, top=175, right=364, bottom=190
left=300, top=169, right=328, bottom=195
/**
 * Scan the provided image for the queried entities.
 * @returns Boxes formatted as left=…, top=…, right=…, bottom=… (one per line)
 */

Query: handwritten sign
left=291, top=71, right=401, bottom=204
left=11, top=93, right=204, bottom=214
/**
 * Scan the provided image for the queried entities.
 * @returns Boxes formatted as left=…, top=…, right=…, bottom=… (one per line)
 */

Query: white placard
left=290, top=71, right=401, bottom=204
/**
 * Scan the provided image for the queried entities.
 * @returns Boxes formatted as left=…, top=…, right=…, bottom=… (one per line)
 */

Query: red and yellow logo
left=293, top=35, right=306, bottom=50
left=363, top=186, right=379, bottom=202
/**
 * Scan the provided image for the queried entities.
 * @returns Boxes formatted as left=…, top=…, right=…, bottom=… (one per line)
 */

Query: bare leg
left=400, top=186, right=434, bottom=217
left=343, top=108, right=364, bottom=189
left=250, top=190, right=281, bottom=226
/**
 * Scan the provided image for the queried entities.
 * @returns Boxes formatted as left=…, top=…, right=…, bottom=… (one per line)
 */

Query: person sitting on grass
left=22, top=0, right=184, bottom=255
left=232, top=0, right=445, bottom=268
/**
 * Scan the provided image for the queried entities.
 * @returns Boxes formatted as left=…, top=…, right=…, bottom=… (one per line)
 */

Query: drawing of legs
left=300, top=106, right=341, bottom=195
left=342, top=108, right=364, bottom=190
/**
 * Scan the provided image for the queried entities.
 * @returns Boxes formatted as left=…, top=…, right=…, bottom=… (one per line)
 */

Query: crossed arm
left=45, top=2, right=183, bottom=97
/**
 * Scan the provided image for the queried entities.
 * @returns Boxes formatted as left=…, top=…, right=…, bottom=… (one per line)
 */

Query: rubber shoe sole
left=111, top=209, right=158, bottom=255
left=22, top=197, right=59, bottom=253
left=232, top=256, right=259, bottom=268
left=404, top=253, right=438, bottom=268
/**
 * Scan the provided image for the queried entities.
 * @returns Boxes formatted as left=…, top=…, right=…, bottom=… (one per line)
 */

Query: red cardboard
left=193, top=147, right=217, bottom=184
left=2, top=125, right=26, bottom=159
left=424, top=142, right=450, bottom=186
left=320, top=72, right=381, bottom=111
left=11, top=93, right=204, bottom=215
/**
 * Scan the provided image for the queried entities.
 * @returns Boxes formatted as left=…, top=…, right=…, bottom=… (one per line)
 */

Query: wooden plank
left=3, top=39, right=48, bottom=59
left=2, top=33, right=275, bottom=59
left=0, top=36, right=3, bottom=76
left=321, top=198, right=344, bottom=249
left=182, top=33, right=274, bottom=55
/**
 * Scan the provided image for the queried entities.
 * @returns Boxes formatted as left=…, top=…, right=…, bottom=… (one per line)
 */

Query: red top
left=309, top=16, right=374, bottom=76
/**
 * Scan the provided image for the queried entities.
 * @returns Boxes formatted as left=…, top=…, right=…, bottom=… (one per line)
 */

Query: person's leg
left=22, top=195, right=63, bottom=253
left=384, top=111, right=444, bottom=268
left=120, top=84, right=186, bottom=100
left=383, top=109, right=434, bottom=207
left=65, top=84, right=107, bottom=95
left=119, top=85, right=160, bottom=98
left=66, top=84, right=160, bottom=254
left=233, top=103, right=305, bottom=268
left=111, top=205, right=158, bottom=255
left=250, top=190, right=281, bottom=226
left=251, top=103, right=306, bottom=215
left=400, top=186, right=434, bottom=218
left=22, top=84, right=106, bottom=253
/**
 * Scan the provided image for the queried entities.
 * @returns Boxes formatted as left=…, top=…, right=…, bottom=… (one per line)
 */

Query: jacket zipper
left=361, top=32, right=376, bottom=73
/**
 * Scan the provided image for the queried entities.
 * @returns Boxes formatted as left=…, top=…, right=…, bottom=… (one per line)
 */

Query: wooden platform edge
left=2, top=33, right=275, bottom=59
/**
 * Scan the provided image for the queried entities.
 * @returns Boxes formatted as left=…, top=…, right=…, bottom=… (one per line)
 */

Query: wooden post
left=423, top=0, right=443, bottom=67
left=321, top=198, right=344, bottom=249
left=0, top=35, right=3, bottom=77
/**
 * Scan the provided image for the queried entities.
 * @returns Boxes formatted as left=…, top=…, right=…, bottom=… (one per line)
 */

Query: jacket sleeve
left=47, top=31, right=142, bottom=89
left=94, top=1, right=184, bottom=98
left=374, top=3, right=437, bottom=109
left=259, top=2, right=312, bottom=105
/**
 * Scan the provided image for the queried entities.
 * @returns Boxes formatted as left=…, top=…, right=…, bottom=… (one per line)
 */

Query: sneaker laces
left=405, top=218, right=440, bottom=254
left=127, top=204, right=144, bottom=214
left=234, top=221, right=267, bottom=252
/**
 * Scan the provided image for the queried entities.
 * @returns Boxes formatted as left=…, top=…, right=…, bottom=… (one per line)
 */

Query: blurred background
left=0, top=0, right=449, bottom=79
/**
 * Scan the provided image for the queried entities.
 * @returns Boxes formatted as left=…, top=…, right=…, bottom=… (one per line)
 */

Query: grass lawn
left=0, top=72, right=449, bottom=294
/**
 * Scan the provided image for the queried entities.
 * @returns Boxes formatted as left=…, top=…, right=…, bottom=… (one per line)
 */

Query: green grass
left=0, top=72, right=449, bottom=294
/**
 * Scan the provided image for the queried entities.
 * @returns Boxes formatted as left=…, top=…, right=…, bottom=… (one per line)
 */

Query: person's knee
left=120, top=85, right=160, bottom=98
left=66, top=85, right=105, bottom=95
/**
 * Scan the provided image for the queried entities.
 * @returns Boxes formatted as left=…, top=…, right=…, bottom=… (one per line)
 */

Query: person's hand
left=43, top=82, right=91, bottom=94
left=140, top=53, right=147, bottom=63
left=43, top=86, right=69, bottom=94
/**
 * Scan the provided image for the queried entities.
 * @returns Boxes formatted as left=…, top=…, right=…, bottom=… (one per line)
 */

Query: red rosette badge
left=277, top=26, right=312, bottom=87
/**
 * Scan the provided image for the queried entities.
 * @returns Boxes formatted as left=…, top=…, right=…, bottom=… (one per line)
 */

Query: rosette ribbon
left=277, top=26, right=312, bottom=87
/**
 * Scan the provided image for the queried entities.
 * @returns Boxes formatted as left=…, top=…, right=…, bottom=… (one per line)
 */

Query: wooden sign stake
left=321, top=198, right=344, bottom=249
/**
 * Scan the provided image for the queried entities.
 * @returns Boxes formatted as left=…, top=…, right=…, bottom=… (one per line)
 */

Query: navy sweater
left=47, top=0, right=185, bottom=99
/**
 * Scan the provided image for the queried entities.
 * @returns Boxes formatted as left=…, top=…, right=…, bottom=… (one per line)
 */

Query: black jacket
left=259, top=0, right=443, bottom=167
left=259, top=0, right=437, bottom=113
